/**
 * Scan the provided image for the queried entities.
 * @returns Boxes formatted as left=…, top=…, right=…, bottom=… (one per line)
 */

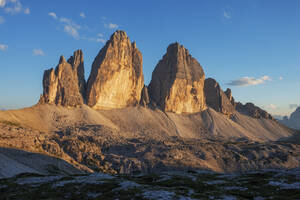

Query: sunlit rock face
left=204, top=78, right=235, bottom=115
left=39, top=50, right=85, bottom=107
left=148, top=43, right=206, bottom=114
left=86, top=30, right=144, bottom=110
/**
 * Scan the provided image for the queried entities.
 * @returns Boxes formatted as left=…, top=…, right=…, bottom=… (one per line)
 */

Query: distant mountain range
left=278, top=107, right=300, bottom=130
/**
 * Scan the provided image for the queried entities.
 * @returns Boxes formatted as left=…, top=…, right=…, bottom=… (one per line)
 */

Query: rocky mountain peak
left=148, top=43, right=206, bottom=114
left=86, top=30, right=144, bottom=109
left=39, top=50, right=86, bottom=107
left=204, top=78, right=235, bottom=115
left=59, top=55, right=66, bottom=64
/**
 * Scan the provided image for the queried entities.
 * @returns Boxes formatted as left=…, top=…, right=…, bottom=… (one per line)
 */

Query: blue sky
left=0, top=0, right=299, bottom=116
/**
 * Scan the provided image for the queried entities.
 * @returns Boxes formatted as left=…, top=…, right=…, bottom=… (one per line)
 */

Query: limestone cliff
left=39, top=50, right=85, bottom=107
left=86, top=30, right=144, bottom=109
left=204, top=78, right=235, bottom=115
left=148, top=43, right=206, bottom=114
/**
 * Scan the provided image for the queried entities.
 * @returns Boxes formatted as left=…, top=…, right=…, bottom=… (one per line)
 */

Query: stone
left=39, top=50, right=85, bottom=107
left=235, top=102, right=274, bottom=120
left=140, top=85, right=150, bottom=107
left=148, top=42, right=206, bottom=114
left=224, top=88, right=235, bottom=106
left=86, top=30, right=144, bottom=109
left=67, top=50, right=86, bottom=101
left=204, top=78, right=235, bottom=115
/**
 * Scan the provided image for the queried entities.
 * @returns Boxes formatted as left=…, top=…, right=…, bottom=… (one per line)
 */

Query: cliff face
left=39, top=51, right=85, bottom=107
left=148, top=43, right=206, bottom=114
left=235, top=102, right=274, bottom=120
left=204, top=78, right=235, bottom=115
left=86, top=30, right=144, bottom=109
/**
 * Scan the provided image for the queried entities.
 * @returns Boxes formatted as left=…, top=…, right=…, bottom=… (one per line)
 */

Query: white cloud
left=64, top=24, right=80, bottom=39
left=107, top=23, right=118, bottom=29
left=59, top=17, right=81, bottom=39
left=268, top=104, right=277, bottom=110
left=32, top=48, right=44, bottom=56
left=224, top=11, right=231, bottom=19
left=79, top=12, right=85, bottom=19
left=279, top=76, right=283, bottom=80
left=96, top=38, right=106, bottom=43
left=0, top=16, right=4, bottom=24
left=228, top=75, right=271, bottom=86
left=48, top=12, right=57, bottom=19
left=0, top=0, right=6, bottom=7
left=3, top=0, right=29, bottom=15
left=23, top=7, right=29, bottom=14
left=97, top=33, right=103, bottom=37
left=0, top=44, right=8, bottom=51
left=223, top=7, right=233, bottom=20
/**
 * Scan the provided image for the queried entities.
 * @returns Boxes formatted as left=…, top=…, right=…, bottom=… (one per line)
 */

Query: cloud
left=0, top=44, right=8, bottom=51
left=64, top=24, right=80, bottom=39
left=223, top=7, right=233, bottom=20
left=228, top=75, right=271, bottom=86
left=4, top=0, right=29, bottom=15
left=96, top=38, right=106, bottom=43
left=79, top=12, right=86, bottom=19
left=0, top=16, right=4, bottom=24
left=289, top=104, right=299, bottom=109
left=23, top=7, right=29, bottom=14
left=0, top=0, right=6, bottom=7
left=32, top=48, right=44, bottom=56
left=48, top=12, right=57, bottom=19
left=107, top=23, right=118, bottom=29
left=60, top=17, right=81, bottom=39
left=267, top=104, right=277, bottom=110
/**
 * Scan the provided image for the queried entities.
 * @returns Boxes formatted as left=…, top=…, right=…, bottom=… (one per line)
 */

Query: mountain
left=0, top=30, right=298, bottom=176
left=39, top=50, right=85, bottom=107
left=148, top=43, right=206, bottom=114
left=279, top=107, right=300, bottom=130
left=86, top=31, right=144, bottom=109
left=204, top=78, right=235, bottom=116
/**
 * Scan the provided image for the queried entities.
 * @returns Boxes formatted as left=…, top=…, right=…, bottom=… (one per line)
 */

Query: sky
left=0, top=0, right=299, bottom=116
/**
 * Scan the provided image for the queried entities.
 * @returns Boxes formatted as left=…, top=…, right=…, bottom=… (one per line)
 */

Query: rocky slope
left=148, top=43, right=206, bottom=114
left=39, top=51, right=85, bottom=107
left=0, top=147, right=83, bottom=179
left=0, top=105, right=297, bottom=175
left=204, top=78, right=235, bottom=116
left=86, top=30, right=144, bottom=110
left=236, top=102, right=274, bottom=120
left=2, top=168, right=300, bottom=199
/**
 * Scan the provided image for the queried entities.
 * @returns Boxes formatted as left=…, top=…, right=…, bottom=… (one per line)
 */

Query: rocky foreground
left=1, top=169, right=300, bottom=199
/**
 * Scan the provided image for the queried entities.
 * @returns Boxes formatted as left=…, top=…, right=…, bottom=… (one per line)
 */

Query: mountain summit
left=86, top=30, right=144, bottom=109
left=148, top=42, right=206, bottom=114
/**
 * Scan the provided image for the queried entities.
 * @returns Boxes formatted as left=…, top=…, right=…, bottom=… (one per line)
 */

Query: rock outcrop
left=67, top=50, right=86, bottom=101
left=148, top=43, right=206, bottom=114
left=204, top=78, right=235, bottom=115
left=39, top=50, right=86, bottom=107
left=236, top=102, right=274, bottom=120
left=224, top=88, right=235, bottom=106
left=86, top=30, right=144, bottom=109
left=140, top=85, right=150, bottom=107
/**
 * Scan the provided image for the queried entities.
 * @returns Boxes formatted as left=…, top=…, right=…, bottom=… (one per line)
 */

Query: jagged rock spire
left=148, top=42, right=206, bottom=114
left=86, top=30, right=144, bottom=109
